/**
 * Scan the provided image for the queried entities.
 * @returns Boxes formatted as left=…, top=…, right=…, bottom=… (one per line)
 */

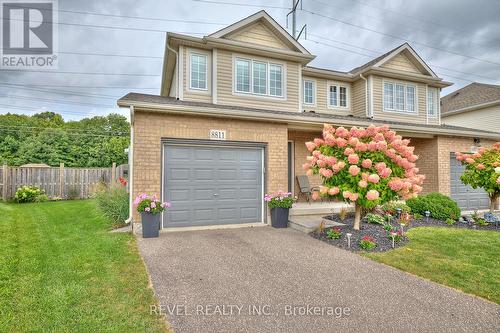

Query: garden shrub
left=326, top=227, right=342, bottom=239
left=365, top=213, right=385, bottom=225
left=14, top=186, right=45, bottom=203
left=94, top=185, right=129, bottom=227
left=406, top=192, right=461, bottom=221
left=381, top=201, right=410, bottom=215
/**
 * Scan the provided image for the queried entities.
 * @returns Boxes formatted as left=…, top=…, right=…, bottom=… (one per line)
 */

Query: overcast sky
left=1, top=0, right=500, bottom=121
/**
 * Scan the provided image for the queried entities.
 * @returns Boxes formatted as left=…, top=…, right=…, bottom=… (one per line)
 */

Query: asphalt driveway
left=138, top=226, right=499, bottom=333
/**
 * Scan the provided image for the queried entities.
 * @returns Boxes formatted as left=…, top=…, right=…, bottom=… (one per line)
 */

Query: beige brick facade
left=132, top=110, right=288, bottom=221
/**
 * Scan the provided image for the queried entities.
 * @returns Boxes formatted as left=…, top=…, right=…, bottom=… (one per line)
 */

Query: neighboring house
left=118, top=11, right=500, bottom=228
left=441, top=82, right=500, bottom=134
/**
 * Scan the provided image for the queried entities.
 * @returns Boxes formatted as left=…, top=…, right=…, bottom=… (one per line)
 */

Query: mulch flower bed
left=311, top=214, right=499, bottom=253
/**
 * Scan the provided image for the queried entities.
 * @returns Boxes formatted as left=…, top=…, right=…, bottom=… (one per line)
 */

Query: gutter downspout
left=166, top=39, right=179, bottom=99
left=125, top=106, right=135, bottom=230
left=360, top=74, right=369, bottom=118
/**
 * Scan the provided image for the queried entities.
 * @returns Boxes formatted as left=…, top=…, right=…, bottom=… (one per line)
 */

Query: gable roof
left=209, top=10, right=310, bottom=55
left=349, top=43, right=438, bottom=77
left=441, top=82, right=500, bottom=115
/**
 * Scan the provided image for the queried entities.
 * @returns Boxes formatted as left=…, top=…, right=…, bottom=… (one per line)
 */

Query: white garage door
left=450, top=153, right=489, bottom=210
left=162, top=142, right=264, bottom=228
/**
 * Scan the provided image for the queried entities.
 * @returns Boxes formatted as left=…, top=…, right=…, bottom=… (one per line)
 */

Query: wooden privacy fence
left=0, top=163, right=128, bottom=200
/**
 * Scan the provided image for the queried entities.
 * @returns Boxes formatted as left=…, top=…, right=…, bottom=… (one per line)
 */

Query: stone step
left=289, top=203, right=353, bottom=216
left=288, top=215, right=346, bottom=233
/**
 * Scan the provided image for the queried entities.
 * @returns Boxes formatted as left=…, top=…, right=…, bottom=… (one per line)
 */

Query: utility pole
left=287, top=0, right=306, bottom=40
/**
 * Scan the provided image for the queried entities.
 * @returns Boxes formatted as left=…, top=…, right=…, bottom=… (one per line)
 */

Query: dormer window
left=327, top=82, right=349, bottom=109
left=234, top=57, right=284, bottom=98
left=383, top=81, right=416, bottom=113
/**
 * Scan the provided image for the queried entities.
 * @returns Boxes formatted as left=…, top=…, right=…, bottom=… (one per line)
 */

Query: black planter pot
left=270, top=207, right=289, bottom=228
left=141, top=212, right=161, bottom=238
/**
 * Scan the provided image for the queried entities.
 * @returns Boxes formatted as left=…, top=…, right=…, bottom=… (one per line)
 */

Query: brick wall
left=132, top=109, right=288, bottom=221
left=411, top=137, right=439, bottom=193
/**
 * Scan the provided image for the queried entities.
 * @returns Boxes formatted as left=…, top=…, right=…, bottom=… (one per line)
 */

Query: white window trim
left=232, top=53, right=287, bottom=100
left=303, top=79, right=316, bottom=106
left=187, top=48, right=211, bottom=94
left=327, top=81, right=350, bottom=110
left=382, top=79, right=418, bottom=115
left=427, top=86, right=438, bottom=118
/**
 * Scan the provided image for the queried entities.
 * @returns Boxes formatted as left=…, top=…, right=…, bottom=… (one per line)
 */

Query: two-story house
left=118, top=11, right=500, bottom=228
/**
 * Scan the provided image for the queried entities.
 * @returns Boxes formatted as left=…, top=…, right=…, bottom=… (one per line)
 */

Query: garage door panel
left=169, top=168, right=190, bottom=180
left=194, top=169, right=214, bottom=180
left=163, top=144, right=263, bottom=227
left=450, top=153, right=489, bottom=210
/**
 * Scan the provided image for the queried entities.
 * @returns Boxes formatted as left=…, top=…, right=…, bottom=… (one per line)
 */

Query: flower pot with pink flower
left=265, top=191, right=295, bottom=228
left=133, top=193, right=171, bottom=238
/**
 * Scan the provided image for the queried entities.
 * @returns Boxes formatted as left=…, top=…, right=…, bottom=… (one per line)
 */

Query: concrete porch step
left=289, top=202, right=353, bottom=216
left=288, top=215, right=346, bottom=233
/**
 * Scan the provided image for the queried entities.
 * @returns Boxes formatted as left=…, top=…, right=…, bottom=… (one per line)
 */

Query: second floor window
left=328, top=83, right=348, bottom=108
left=427, top=87, right=438, bottom=117
left=190, top=53, right=208, bottom=90
left=383, top=81, right=416, bottom=113
left=235, top=57, right=283, bottom=97
left=303, top=80, right=315, bottom=105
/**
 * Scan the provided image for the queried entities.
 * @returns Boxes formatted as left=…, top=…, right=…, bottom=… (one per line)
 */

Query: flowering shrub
left=118, top=177, right=127, bottom=186
left=455, top=143, right=500, bottom=212
left=359, top=236, right=377, bottom=250
left=326, top=227, right=342, bottom=239
left=264, top=191, right=295, bottom=209
left=134, top=193, right=171, bottom=215
left=14, top=186, right=45, bottom=203
left=304, top=124, right=424, bottom=229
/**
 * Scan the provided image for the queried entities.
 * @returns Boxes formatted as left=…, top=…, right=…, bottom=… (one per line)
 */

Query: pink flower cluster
left=455, top=143, right=500, bottom=187
left=305, top=124, right=425, bottom=201
left=134, top=193, right=171, bottom=213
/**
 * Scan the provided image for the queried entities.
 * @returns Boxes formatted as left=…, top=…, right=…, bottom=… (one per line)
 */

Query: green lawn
left=365, top=227, right=500, bottom=304
left=0, top=200, right=169, bottom=332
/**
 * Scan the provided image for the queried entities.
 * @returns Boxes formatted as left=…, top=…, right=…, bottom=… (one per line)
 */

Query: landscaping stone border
left=311, top=214, right=499, bottom=252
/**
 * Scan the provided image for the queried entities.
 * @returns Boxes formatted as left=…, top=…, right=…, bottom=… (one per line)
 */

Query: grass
left=0, top=200, right=169, bottom=333
left=365, top=227, right=500, bottom=304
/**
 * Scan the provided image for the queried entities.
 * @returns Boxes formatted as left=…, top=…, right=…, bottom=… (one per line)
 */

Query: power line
left=0, top=69, right=160, bottom=76
left=300, top=9, right=500, bottom=67
left=349, top=0, right=499, bottom=43
left=307, top=33, right=499, bottom=82
left=0, top=103, right=124, bottom=118
left=308, top=0, right=488, bottom=48
left=0, top=83, right=158, bottom=89
left=0, top=16, right=208, bottom=35
left=0, top=127, right=129, bottom=138
left=0, top=83, right=121, bottom=100
left=6, top=3, right=229, bottom=26
left=0, top=94, right=116, bottom=108
left=193, top=0, right=289, bottom=10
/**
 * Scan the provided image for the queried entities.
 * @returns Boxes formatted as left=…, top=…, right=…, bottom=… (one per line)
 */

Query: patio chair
left=296, top=175, right=320, bottom=203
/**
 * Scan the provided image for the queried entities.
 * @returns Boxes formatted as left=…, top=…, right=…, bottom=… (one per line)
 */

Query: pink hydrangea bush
left=304, top=124, right=425, bottom=230
left=455, top=142, right=500, bottom=212
left=134, top=193, right=171, bottom=215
